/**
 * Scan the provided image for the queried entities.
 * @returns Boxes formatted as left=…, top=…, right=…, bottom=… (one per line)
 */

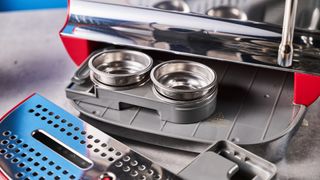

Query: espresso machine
left=0, top=0, right=319, bottom=179
left=60, top=0, right=320, bottom=158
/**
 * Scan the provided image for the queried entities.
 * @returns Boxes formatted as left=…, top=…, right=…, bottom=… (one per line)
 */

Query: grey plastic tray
left=66, top=51, right=306, bottom=162
left=0, top=94, right=277, bottom=180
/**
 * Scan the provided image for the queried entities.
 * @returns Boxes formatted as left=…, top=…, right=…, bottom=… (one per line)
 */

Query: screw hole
left=66, top=132, right=72, bottom=136
left=94, top=148, right=100, bottom=153
left=101, top=143, right=107, bottom=148
left=0, top=149, right=7, bottom=154
left=4, top=153, right=13, bottom=159
left=18, top=163, right=25, bottom=168
left=21, top=153, right=27, bottom=157
left=1, top=140, right=9, bottom=145
left=11, top=158, right=19, bottom=163
left=3, top=131, right=11, bottom=136
left=9, top=135, right=17, bottom=140
left=22, top=144, right=28, bottom=148
left=25, top=167, right=32, bottom=172
left=15, top=148, right=21, bottom=153
left=16, top=172, right=24, bottom=178
left=231, top=137, right=240, bottom=143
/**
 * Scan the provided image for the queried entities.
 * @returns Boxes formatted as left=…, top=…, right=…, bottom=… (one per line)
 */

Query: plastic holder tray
left=66, top=50, right=306, bottom=162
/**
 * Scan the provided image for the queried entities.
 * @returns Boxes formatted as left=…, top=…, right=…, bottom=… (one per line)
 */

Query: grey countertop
left=0, top=9, right=319, bottom=180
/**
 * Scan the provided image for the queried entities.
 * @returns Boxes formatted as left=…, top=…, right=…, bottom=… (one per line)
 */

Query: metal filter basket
left=151, top=60, right=218, bottom=101
left=89, top=50, right=153, bottom=87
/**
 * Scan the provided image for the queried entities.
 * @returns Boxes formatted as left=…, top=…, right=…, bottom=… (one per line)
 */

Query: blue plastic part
left=0, top=0, right=67, bottom=11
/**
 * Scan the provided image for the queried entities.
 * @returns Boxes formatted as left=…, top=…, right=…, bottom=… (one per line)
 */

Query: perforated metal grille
left=0, top=130, right=76, bottom=180
left=0, top=94, right=178, bottom=179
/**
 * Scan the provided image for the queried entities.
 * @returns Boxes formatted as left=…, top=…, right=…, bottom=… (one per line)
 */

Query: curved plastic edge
left=294, top=73, right=320, bottom=106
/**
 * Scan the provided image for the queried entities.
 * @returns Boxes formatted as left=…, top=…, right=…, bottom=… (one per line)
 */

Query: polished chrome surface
left=61, top=0, right=320, bottom=75
left=0, top=94, right=179, bottom=179
left=153, top=0, right=190, bottom=13
left=151, top=60, right=217, bottom=101
left=88, top=49, right=153, bottom=87
left=206, top=6, right=248, bottom=21
left=277, top=0, right=298, bottom=67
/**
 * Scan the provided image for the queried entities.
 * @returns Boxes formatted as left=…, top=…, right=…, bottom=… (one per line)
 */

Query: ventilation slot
left=0, top=129, right=78, bottom=180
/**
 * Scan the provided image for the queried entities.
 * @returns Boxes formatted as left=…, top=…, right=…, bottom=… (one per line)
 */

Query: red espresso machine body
left=60, top=0, right=320, bottom=162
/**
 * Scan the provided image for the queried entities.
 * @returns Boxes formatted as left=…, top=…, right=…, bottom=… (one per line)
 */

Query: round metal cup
left=206, top=6, right=248, bottom=21
left=89, top=50, right=153, bottom=87
left=151, top=60, right=217, bottom=101
left=153, top=0, right=191, bottom=13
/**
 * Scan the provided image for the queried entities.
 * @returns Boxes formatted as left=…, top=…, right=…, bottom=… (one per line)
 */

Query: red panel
left=60, top=36, right=98, bottom=66
left=294, top=73, right=320, bottom=106
left=0, top=169, right=8, bottom=180
left=59, top=0, right=101, bottom=66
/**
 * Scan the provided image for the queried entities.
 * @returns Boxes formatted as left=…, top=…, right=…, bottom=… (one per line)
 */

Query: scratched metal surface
left=0, top=9, right=319, bottom=180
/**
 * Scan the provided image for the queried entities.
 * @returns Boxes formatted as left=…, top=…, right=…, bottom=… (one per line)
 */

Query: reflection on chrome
left=61, top=0, right=320, bottom=75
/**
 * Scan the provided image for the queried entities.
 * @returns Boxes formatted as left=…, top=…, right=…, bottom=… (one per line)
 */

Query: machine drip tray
left=66, top=50, right=306, bottom=162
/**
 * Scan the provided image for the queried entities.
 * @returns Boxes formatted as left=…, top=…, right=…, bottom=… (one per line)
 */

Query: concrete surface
left=0, top=9, right=319, bottom=179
